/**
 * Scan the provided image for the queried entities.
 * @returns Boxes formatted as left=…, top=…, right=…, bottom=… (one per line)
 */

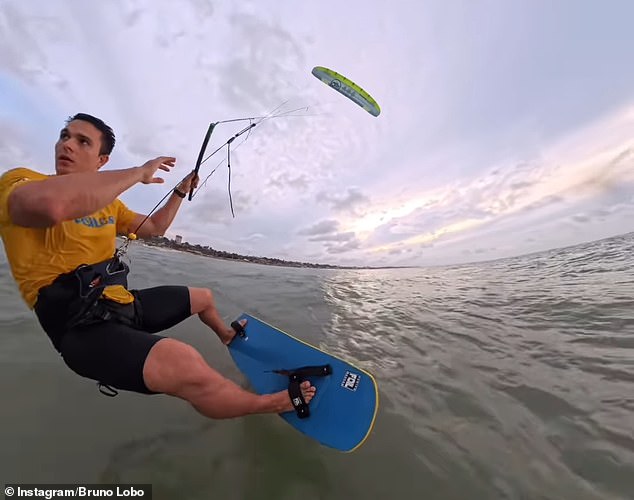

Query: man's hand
left=175, top=170, right=200, bottom=194
left=138, top=156, right=176, bottom=185
left=130, top=168, right=201, bottom=238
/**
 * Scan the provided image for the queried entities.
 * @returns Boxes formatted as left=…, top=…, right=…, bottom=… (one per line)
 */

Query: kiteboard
left=227, top=313, right=379, bottom=452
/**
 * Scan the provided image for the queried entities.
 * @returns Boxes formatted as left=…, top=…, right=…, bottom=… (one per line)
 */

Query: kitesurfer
left=0, top=113, right=315, bottom=418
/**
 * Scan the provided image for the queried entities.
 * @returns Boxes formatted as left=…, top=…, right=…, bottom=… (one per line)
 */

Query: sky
left=1, top=0, right=633, bottom=268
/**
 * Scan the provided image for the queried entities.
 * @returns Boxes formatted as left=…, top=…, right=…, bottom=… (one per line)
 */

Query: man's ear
left=97, top=154, right=109, bottom=169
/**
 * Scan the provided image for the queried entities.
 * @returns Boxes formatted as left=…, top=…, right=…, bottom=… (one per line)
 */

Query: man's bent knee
left=143, top=338, right=211, bottom=395
left=188, top=287, right=214, bottom=315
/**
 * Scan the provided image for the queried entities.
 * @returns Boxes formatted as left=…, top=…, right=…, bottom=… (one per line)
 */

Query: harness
left=66, top=256, right=131, bottom=328
left=34, top=255, right=133, bottom=398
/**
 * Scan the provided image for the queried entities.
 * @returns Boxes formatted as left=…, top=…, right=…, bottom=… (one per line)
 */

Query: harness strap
left=74, top=257, right=129, bottom=299
left=65, top=256, right=130, bottom=329
left=76, top=258, right=131, bottom=398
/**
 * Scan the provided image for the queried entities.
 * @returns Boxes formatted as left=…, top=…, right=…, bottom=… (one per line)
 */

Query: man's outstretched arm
left=8, top=157, right=176, bottom=228
left=129, top=170, right=198, bottom=239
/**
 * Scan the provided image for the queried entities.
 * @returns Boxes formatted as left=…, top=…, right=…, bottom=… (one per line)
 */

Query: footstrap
left=288, top=376, right=310, bottom=418
left=274, top=364, right=332, bottom=419
left=230, top=320, right=246, bottom=338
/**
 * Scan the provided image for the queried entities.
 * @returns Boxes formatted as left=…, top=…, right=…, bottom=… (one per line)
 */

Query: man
left=0, top=113, right=315, bottom=419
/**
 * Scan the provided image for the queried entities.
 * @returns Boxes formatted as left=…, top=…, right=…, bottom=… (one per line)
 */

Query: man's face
left=54, top=119, right=108, bottom=175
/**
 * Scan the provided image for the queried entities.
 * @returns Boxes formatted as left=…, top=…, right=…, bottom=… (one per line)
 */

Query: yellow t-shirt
left=0, top=167, right=139, bottom=309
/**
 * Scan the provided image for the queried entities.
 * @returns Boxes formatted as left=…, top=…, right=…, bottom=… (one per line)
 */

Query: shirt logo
left=74, top=216, right=115, bottom=228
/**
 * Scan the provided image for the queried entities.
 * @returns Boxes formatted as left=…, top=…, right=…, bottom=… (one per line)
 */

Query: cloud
left=297, top=219, right=340, bottom=236
left=316, top=187, right=370, bottom=215
left=350, top=106, right=634, bottom=258
left=324, top=238, right=361, bottom=254
left=172, top=184, right=256, bottom=233
left=0, top=4, right=61, bottom=85
left=215, top=12, right=306, bottom=109
left=2, top=1, right=633, bottom=267
left=0, top=122, right=37, bottom=169
left=571, top=214, right=589, bottom=223
left=266, top=171, right=310, bottom=192
left=238, top=232, right=266, bottom=243
left=308, top=231, right=356, bottom=243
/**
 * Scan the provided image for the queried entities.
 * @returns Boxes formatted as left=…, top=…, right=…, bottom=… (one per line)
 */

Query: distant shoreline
left=137, top=237, right=413, bottom=271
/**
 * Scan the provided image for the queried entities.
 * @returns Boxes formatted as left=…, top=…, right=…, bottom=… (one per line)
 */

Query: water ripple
left=1, top=233, right=633, bottom=499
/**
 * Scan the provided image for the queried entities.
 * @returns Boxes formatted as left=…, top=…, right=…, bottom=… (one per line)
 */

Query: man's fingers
left=138, top=156, right=177, bottom=184
left=158, top=156, right=176, bottom=169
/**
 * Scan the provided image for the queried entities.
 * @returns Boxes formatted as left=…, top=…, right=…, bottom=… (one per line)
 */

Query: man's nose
left=62, top=138, right=75, bottom=152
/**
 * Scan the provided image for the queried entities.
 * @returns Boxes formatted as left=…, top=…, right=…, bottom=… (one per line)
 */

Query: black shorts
left=37, top=285, right=192, bottom=394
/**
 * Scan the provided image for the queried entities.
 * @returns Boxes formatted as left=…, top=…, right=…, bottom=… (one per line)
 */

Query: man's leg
left=142, top=337, right=316, bottom=419
left=132, top=285, right=315, bottom=418
left=188, top=287, right=239, bottom=344
left=133, top=286, right=236, bottom=344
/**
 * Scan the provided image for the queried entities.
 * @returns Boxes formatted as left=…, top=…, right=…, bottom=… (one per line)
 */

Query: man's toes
left=230, top=319, right=248, bottom=336
left=298, top=381, right=316, bottom=402
left=225, top=319, right=248, bottom=345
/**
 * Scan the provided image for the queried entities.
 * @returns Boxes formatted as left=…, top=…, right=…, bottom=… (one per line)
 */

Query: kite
left=311, top=66, right=381, bottom=117
left=118, top=66, right=381, bottom=252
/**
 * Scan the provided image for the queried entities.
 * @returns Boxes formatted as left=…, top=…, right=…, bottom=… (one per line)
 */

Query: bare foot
left=279, top=380, right=316, bottom=413
left=221, top=318, right=247, bottom=345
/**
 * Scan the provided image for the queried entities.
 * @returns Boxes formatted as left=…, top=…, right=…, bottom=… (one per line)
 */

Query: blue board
left=227, top=313, right=379, bottom=452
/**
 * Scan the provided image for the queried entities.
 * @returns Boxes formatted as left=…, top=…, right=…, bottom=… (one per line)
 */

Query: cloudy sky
left=1, top=0, right=633, bottom=267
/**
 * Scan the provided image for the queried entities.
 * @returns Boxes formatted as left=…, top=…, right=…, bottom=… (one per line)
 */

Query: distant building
left=175, top=235, right=182, bottom=244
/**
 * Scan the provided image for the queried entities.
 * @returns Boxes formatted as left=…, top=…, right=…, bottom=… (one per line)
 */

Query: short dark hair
left=66, top=113, right=116, bottom=155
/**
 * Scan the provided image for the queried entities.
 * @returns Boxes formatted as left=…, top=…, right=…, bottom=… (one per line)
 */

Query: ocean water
left=1, top=232, right=633, bottom=500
